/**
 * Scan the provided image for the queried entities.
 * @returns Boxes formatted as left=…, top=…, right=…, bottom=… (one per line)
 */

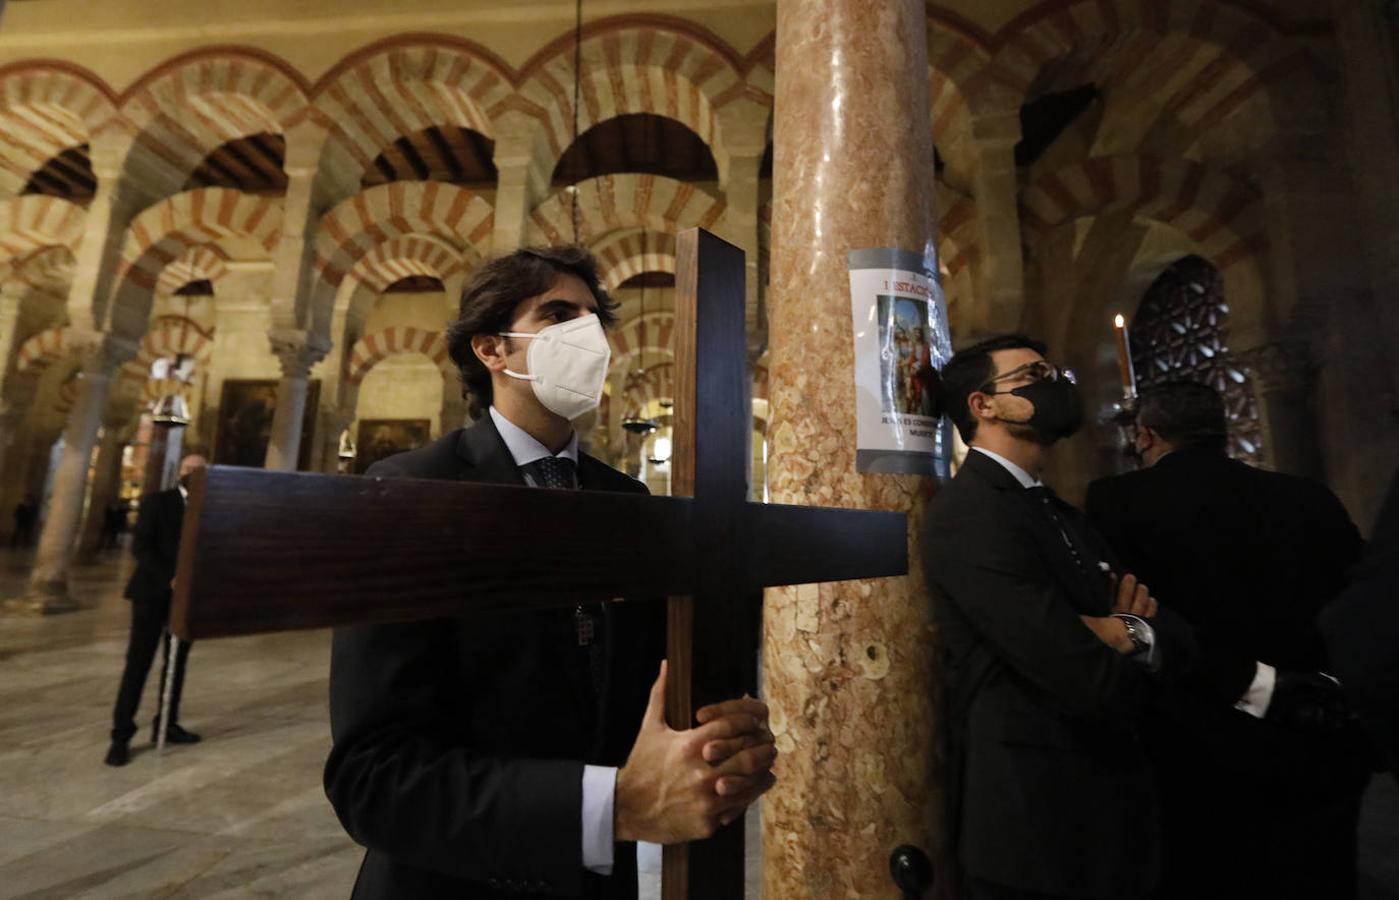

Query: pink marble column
left=764, top=1, right=939, bottom=895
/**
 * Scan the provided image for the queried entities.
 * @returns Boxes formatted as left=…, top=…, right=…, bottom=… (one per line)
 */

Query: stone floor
left=1, top=547, right=1394, bottom=899
left=0, top=548, right=760, bottom=899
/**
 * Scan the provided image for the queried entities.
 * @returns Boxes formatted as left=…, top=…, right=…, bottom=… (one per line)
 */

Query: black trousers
left=1156, top=740, right=1370, bottom=900
left=111, top=599, right=192, bottom=741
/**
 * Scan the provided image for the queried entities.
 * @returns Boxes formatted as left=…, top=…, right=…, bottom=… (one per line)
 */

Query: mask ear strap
left=502, top=368, right=537, bottom=382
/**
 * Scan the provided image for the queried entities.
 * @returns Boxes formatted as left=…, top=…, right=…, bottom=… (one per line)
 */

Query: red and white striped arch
left=155, top=245, right=230, bottom=296
left=348, top=234, right=469, bottom=294
left=623, top=361, right=674, bottom=410
left=927, top=22, right=1003, bottom=176
left=1021, top=155, right=1265, bottom=270
left=592, top=229, right=676, bottom=292
left=0, top=195, right=86, bottom=270
left=312, top=182, right=492, bottom=317
left=528, top=174, right=725, bottom=246
left=14, top=325, right=70, bottom=374
left=108, top=188, right=282, bottom=336
left=937, top=195, right=980, bottom=281
left=986, top=1, right=1304, bottom=144
left=515, top=20, right=749, bottom=173
left=344, top=325, right=452, bottom=386
left=310, top=38, right=513, bottom=195
left=608, top=310, right=675, bottom=368
left=11, top=245, right=76, bottom=297
left=118, top=314, right=215, bottom=393
left=0, top=63, right=118, bottom=197
left=120, top=50, right=307, bottom=181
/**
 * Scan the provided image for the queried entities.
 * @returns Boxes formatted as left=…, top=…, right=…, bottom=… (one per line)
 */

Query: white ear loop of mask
left=497, top=330, right=547, bottom=382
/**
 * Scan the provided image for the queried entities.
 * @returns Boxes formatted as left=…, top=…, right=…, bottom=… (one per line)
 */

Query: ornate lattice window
left=1130, top=255, right=1264, bottom=465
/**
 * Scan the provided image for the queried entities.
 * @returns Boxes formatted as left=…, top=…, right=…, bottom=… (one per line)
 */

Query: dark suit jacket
left=1086, top=447, right=1367, bottom=784
left=123, top=488, right=184, bottom=607
left=324, top=416, right=665, bottom=900
left=1320, top=466, right=1399, bottom=785
left=924, top=450, right=1194, bottom=899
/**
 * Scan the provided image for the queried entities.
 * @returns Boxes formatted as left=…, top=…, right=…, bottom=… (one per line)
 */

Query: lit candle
left=1113, top=313, right=1137, bottom=399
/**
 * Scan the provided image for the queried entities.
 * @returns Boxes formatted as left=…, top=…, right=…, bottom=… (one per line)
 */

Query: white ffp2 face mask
left=500, top=314, right=612, bottom=421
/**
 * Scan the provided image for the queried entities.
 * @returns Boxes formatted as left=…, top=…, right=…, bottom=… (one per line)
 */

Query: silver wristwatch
left=1118, top=615, right=1149, bottom=656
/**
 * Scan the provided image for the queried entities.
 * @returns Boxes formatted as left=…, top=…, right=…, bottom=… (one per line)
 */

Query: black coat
left=1320, top=467, right=1399, bottom=786
left=123, top=488, right=184, bottom=607
left=924, top=450, right=1195, bottom=899
left=324, top=416, right=665, bottom=900
left=1085, top=447, right=1367, bottom=781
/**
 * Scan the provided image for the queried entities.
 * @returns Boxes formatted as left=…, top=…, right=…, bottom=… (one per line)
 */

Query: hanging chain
left=570, top=0, right=584, bottom=245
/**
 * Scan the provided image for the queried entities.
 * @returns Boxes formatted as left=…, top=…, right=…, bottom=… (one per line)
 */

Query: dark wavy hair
left=445, top=245, right=618, bottom=419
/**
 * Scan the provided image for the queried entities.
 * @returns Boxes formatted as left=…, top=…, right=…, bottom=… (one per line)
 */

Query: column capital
left=69, top=332, right=139, bottom=378
left=1235, top=341, right=1315, bottom=394
left=269, top=328, right=332, bottom=379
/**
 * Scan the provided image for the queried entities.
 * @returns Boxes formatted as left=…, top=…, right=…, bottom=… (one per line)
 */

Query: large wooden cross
left=170, top=228, right=908, bottom=898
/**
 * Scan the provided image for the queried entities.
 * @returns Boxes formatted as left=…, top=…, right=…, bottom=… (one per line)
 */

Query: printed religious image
left=876, top=295, right=936, bottom=417
left=213, top=379, right=320, bottom=470
left=354, top=419, right=431, bottom=474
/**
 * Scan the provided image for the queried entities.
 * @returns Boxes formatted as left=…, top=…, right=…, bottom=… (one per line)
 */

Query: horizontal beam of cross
left=170, top=466, right=906, bottom=641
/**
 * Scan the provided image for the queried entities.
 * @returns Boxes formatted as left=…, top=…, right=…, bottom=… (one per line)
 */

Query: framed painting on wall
left=213, top=379, right=320, bottom=470
left=354, top=418, right=431, bottom=474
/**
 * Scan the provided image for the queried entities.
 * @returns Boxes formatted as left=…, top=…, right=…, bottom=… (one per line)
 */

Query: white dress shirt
left=488, top=407, right=616, bottom=874
left=971, top=447, right=1159, bottom=668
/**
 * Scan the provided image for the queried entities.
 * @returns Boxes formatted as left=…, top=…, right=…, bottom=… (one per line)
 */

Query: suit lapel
left=453, top=416, right=527, bottom=486
left=962, top=452, right=1107, bottom=615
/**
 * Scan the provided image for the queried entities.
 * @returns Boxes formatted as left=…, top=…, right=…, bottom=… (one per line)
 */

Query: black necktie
left=522, top=455, right=606, bottom=706
left=529, top=456, right=576, bottom=490
left=1025, top=485, right=1097, bottom=578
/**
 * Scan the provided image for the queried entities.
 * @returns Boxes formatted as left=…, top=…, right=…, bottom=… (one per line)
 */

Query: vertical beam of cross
left=662, top=229, right=758, bottom=899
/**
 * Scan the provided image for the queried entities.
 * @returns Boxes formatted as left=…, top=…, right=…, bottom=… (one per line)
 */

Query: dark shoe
left=151, top=723, right=202, bottom=745
left=104, top=741, right=130, bottom=767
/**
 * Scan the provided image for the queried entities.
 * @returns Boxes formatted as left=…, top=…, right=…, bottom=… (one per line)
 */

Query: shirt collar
left=177, top=484, right=188, bottom=501
left=970, top=446, right=1041, bottom=489
left=489, top=406, right=578, bottom=468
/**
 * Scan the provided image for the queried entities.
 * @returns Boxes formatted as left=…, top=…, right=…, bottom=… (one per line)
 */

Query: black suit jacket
left=123, top=488, right=184, bottom=607
left=1320, top=466, right=1399, bottom=785
left=324, top=416, right=664, bottom=900
left=1086, top=448, right=1367, bottom=783
left=924, top=450, right=1194, bottom=899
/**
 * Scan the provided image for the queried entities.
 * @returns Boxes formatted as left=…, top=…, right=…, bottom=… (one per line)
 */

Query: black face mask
left=1005, top=378, right=1084, bottom=443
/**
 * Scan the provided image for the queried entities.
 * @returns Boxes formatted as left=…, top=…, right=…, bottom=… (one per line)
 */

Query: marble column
left=264, top=330, right=330, bottom=471
left=0, top=285, right=23, bottom=502
left=20, top=335, right=135, bottom=612
left=78, top=412, right=131, bottom=558
left=763, top=2, right=938, bottom=896
left=492, top=110, right=550, bottom=253
left=970, top=111, right=1027, bottom=333
left=1235, top=341, right=1323, bottom=480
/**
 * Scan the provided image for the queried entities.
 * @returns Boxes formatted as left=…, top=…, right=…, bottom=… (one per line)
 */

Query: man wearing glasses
left=924, top=334, right=1195, bottom=900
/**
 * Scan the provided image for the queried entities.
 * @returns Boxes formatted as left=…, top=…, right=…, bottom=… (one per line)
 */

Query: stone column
left=264, top=330, right=331, bottom=471
left=20, top=335, right=135, bottom=612
left=493, top=110, right=550, bottom=253
left=0, top=284, right=24, bottom=501
left=1235, top=341, right=1322, bottom=480
left=969, top=110, right=1027, bottom=333
left=716, top=101, right=771, bottom=358
left=764, top=2, right=938, bottom=895
left=78, top=411, right=132, bottom=558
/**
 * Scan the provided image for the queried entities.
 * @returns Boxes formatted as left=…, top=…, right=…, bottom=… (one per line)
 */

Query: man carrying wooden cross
left=323, top=246, right=778, bottom=899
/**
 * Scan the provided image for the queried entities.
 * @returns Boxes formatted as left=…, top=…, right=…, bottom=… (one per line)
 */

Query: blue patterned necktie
left=530, top=456, right=576, bottom=490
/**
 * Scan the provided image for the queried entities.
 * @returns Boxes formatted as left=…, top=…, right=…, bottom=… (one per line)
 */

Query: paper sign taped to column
left=848, top=247, right=954, bottom=477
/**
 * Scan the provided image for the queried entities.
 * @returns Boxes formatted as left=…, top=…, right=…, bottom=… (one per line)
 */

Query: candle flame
left=1114, top=313, right=1125, bottom=328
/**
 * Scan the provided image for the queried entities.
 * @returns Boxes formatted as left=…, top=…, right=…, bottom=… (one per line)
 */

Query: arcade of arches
left=1, top=0, right=1398, bottom=895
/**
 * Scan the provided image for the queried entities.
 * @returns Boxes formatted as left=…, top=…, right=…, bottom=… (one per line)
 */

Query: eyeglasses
left=978, top=360, right=1076, bottom=393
